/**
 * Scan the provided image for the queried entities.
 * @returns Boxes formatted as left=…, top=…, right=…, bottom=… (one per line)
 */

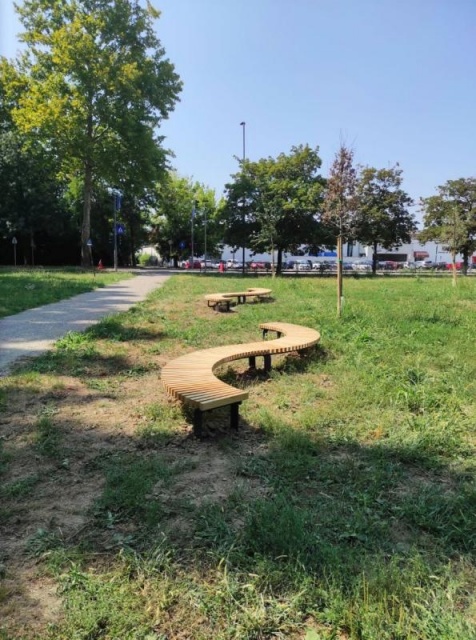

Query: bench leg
left=193, top=409, right=203, bottom=437
left=264, top=354, right=272, bottom=372
left=230, top=402, right=240, bottom=430
left=249, top=355, right=256, bottom=369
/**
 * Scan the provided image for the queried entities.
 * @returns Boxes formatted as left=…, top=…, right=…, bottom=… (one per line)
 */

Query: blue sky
left=1, top=0, right=475, bottom=224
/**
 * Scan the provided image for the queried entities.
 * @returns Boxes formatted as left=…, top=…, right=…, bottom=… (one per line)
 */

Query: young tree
left=420, top=178, right=476, bottom=281
left=353, top=165, right=415, bottom=274
left=322, top=144, right=358, bottom=317
left=8, top=0, right=182, bottom=266
left=222, top=144, right=327, bottom=274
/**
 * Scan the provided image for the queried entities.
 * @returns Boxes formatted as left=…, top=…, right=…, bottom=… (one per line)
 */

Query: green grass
left=1, top=274, right=475, bottom=639
left=0, top=267, right=134, bottom=318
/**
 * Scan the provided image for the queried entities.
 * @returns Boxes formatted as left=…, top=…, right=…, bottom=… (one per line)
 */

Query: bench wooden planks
left=204, top=287, right=272, bottom=311
left=161, top=322, right=320, bottom=435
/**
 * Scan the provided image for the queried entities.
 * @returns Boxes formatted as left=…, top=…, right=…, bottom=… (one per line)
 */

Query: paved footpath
left=0, top=270, right=172, bottom=377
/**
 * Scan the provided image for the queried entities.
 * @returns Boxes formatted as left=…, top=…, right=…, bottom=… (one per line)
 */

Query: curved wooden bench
left=204, top=293, right=232, bottom=312
left=161, top=321, right=320, bottom=435
left=204, top=288, right=272, bottom=311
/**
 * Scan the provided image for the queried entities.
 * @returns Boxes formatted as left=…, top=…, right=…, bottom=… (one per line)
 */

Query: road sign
left=12, top=237, right=17, bottom=245
left=86, top=239, right=93, bottom=247
left=116, top=224, right=125, bottom=235
left=179, top=240, right=186, bottom=250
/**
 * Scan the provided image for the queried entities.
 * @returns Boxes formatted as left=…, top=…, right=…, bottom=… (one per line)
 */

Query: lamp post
left=204, top=205, right=207, bottom=273
left=191, top=201, right=196, bottom=269
left=240, top=121, right=246, bottom=276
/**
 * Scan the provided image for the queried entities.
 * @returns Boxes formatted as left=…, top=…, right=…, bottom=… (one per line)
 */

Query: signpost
left=112, top=190, right=122, bottom=271
left=12, top=237, right=17, bottom=267
left=86, top=238, right=93, bottom=274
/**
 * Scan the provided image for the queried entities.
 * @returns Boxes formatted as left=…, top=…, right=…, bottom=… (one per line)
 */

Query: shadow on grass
left=0, top=381, right=474, bottom=638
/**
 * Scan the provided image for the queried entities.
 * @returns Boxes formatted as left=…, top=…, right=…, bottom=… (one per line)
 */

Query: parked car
left=183, top=259, right=201, bottom=269
left=296, top=260, right=312, bottom=271
left=352, top=261, right=372, bottom=272
left=403, top=261, right=416, bottom=269
left=227, top=261, right=244, bottom=270
left=200, top=259, right=215, bottom=269
left=415, top=259, right=434, bottom=269
left=250, top=261, right=270, bottom=270
left=312, top=261, right=331, bottom=271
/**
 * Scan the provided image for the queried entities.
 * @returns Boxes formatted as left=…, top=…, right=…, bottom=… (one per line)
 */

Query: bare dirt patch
left=0, top=355, right=268, bottom=637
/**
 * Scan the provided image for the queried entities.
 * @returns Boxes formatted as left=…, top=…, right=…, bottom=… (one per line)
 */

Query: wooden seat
left=204, top=288, right=272, bottom=310
left=161, top=322, right=320, bottom=435
left=204, top=293, right=232, bottom=311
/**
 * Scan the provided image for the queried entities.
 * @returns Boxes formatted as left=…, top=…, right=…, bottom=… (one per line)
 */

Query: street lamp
left=240, top=121, right=246, bottom=276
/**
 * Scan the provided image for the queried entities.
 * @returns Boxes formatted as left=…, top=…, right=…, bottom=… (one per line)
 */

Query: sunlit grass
left=0, top=267, right=134, bottom=318
left=1, top=274, right=475, bottom=639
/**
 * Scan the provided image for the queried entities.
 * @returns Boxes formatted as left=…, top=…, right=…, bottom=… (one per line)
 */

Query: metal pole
left=113, top=194, right=118, bottom=272
left=240, top=121, right=246, bottom=276
left=204, top=206, right=207, bottom=273
left=191, top=202, right=195, bottom=269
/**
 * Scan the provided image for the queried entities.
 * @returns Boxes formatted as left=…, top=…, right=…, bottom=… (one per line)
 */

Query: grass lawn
left=0, top=274, right=475, bottom=639
left=0, top=268, right=135, bottom=318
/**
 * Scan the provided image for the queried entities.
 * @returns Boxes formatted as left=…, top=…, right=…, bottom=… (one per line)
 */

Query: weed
left=94, top=453, right=174, bottom=530
left=1, top=474, right=40, bottom=499
left=34, top=407, right=62, bottom=458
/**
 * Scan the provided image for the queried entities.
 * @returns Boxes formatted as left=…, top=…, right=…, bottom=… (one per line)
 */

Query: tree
left=8, top=0, right=182, bottom=266
left=222, top=145, right=327, bottom=275
left=420, top=178, right=476, bottom=280
left=353, top=165, right=415, bottom=274
left=150, top=173, right=221, bottom=267
left=0, top=129, right=73, bottom=265
left=322, top=144, right=358, bottom=317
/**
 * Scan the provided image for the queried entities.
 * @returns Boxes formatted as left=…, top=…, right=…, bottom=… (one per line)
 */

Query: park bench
left=204, top=287, right=272, bottom=311
left=161, top=321, right=320, bottom=436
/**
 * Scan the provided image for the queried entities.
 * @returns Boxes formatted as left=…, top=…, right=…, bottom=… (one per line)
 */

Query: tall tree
left=353, top=165, right=415, bottom=274
left=222, top=144, right=327, bottom=275
left=420, top=178, right=476, bottom=279
left=8, top=0, right=182, bottom=266
left=150, top=173, right=221, bottom=266
left=322, top=144, right=358, bottom=317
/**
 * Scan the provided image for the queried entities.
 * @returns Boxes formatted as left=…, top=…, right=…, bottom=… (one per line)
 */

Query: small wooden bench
left=205, top=293, right=232, bottom=312
left=204, top=288, right=272, bottom=311
left=161, top=321, right=320, bottom=436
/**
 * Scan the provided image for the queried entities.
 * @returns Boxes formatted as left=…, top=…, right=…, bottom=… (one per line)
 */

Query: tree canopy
left=420, top=178, right=476, bottom=274
left=6, top=0, right=182, bottom=266
left=353, top=165, right=415, bottom=273
left=222, top=144, right=327, bottom=274
left=150, top=173, right=222, bottom=267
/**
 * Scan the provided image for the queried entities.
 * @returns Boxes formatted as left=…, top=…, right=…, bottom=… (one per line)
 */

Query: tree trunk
left=372, top=241, right=378, bottom=274
left=276, top=248, right=283, bottom=276
left=452, top=252, right=457, bottom=287
left=81, top=160, right=93, bottom=267
left=337, top=234, right=343, bottom=317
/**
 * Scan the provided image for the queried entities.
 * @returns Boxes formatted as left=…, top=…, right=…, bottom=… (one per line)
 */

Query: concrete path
left=0, top=270, right=172, bottom=376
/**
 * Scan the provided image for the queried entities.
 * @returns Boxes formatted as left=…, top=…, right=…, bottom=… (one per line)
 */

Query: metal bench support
left=230, top=402, right=240, bottom=429
left=193, top=409, right=203, bottom=437
left=264, top=353, right=272, bottom=372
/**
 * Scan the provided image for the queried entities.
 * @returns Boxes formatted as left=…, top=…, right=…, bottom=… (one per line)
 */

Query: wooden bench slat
left=161, top=322, right=320, bottom=434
